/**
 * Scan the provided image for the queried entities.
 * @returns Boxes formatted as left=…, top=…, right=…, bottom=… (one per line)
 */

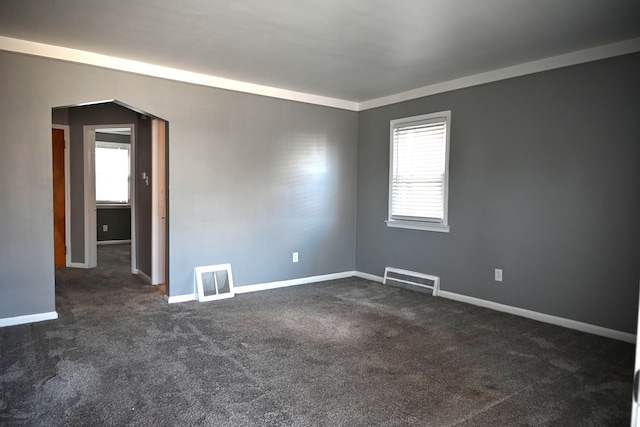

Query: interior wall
left=0, top=56, right=57, bottom=318
left=136, top=116, right=152, bottom=277
left=356, top=52, right=640, bottom=333
left=0, top=50, right=357, bottom=317
left=8, top=46, right=635, bottom=333
left=95, top=131, right=130, bottom=143
left=97, top=207, right=131, bottom=242
left=51, top=107, right=69, bottom=125
left=66, top=103, right=141, bottom=263
left=167, top=82, right=358, bottom=295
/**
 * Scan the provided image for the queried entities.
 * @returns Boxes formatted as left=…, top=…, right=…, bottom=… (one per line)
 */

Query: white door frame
left=52, top=124, right=71, bottom=267
left=151, top=119, right=167, bottom=285
left=83, top=123, right=136, bottom=271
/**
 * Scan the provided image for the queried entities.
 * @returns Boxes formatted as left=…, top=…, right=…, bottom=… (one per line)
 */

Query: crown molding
left=0, top=36, right=358, bottom=111
left=2, top=35, right=638, bottom=112
left=358, top=37, right=640, bottom=111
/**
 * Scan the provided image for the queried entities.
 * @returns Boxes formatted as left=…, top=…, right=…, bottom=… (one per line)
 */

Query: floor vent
left=383, top=267, right=440, bottom=296
left=194, top=263, right=235, bottom=302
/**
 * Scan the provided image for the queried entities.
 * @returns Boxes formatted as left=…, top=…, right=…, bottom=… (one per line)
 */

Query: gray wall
left=0, top=50, right=357, bottom=319
left=356, top=53, right=640, bottom=333
left=136, top=117, right=152, bottom=276
left=97, top=207, right=131, bottom=241
left=66, top=103, right=140, bottom=263
left=51, top=107, right=68, bottom=125
left=95, top=131, right=130, bottom=144
left=168, top=87, right=358, bottom=296
left=0, top=58, right=57, bottom=318
left=3, top=47, right=636, bottom=334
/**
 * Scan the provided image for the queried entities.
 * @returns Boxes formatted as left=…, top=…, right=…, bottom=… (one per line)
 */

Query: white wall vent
left=383, top=267, right=440, bottom=296
left=194, top=263, right=235, bottom=302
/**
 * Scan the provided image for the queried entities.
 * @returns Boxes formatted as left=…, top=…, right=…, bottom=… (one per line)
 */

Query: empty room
left=1, top=1, right=639, bottom=425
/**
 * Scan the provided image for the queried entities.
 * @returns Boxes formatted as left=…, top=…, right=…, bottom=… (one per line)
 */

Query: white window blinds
left=389, top=112, right=450, bottom=226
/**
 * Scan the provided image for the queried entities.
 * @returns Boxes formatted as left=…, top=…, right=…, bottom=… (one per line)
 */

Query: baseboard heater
left=383, top=267, right=440, bottom=297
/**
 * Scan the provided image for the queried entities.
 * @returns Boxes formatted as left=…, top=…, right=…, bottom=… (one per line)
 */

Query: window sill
left=97, top=204, right=131, bottom=209
left=385, top=220, right=450, bottom=233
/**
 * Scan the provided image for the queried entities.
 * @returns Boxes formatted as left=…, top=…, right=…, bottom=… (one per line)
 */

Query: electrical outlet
left=495, top=268, right=503, bottom=282
left=292, top=252, right=298, bottom=263
left=103, top=224, right=108, bottom=232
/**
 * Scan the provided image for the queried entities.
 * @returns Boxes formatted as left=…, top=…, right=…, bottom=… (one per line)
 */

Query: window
left=387, top=111, right=451, bottom=232
left=95, top=141, right=130, bottom=204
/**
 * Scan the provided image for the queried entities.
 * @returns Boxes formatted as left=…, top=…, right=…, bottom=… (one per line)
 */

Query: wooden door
left=52, top=128, right=66, bottom=267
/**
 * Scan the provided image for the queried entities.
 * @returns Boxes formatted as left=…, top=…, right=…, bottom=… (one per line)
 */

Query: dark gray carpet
left=0, top=244, right=634, bottom=426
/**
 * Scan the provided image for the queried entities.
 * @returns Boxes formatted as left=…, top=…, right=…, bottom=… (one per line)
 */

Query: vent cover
left=194, top=263, right=235, bottom=302
left=383, top=267, right=439, bottom=296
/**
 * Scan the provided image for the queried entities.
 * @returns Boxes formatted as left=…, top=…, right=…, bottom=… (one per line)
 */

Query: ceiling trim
left=1, top=35, right=639, bottom=112
left=0, top=36, right=359, bottom=111
left=359, top=37, right=640, bottom=111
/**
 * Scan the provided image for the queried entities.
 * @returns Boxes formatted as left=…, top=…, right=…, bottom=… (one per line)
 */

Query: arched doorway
left=51, top=100, right=168, bottom=291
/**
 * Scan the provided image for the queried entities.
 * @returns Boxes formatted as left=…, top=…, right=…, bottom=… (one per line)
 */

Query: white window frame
left=95, top=141, right=131, bottom=206
left=386, top=111, right=451, bottom=233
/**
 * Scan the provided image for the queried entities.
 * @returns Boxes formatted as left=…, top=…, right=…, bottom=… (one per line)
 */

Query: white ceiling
left=1, top=0, right=639, bottom=106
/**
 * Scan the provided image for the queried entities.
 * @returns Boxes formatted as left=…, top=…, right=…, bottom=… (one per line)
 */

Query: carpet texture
left=0, top=244, right=635, bottom=426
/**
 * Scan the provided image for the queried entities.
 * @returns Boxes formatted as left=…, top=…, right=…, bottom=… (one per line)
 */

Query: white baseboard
left=165, top=293, right=196, bottom=304
left=97, top=240, right=131, bottom=245
left=0, top=311, right=58, bottom=328
left=354, top=271, right=635, bottom=343
left=234, top=271, right=355, bottom=294
left=165, top=271, right=355, bottom=303
left=438, top=290, right=636, bottom=344
left=68, top=262, right=90, bottom=268
left=355, top=271, right=384, bottom=282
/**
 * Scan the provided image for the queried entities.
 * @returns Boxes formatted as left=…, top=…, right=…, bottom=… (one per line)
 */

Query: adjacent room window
left=95, top=141, right=130, bottom=204
left=387, top=111, right=451, bottom=232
